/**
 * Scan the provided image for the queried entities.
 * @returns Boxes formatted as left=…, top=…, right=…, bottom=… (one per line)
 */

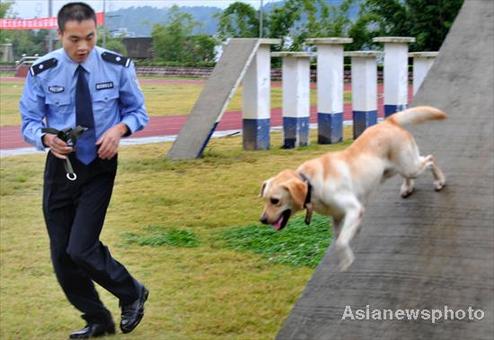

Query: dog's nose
left=259, top=215, right=269, bottom=224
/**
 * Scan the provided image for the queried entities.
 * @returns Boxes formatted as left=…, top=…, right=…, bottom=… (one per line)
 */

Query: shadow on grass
left=122, top=225, right=200, bottom=248
left=218, top=214, right=333, bottom=268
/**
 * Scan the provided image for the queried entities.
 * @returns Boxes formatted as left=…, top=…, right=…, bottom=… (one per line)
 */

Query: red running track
left=0, top=77, right=413, bottom=150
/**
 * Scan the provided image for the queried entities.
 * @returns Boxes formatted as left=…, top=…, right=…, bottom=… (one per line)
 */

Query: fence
left=242, top=36, right=439, bottom=150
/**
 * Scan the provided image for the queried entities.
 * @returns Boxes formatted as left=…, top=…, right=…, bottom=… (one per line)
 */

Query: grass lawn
left=0, top=129, right=354, bottom=339
left=0, top=76, right=350, bottom=127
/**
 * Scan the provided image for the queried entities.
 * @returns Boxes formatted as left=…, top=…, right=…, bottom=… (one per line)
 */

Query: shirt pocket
left=45, top=93, right=72, bottom=115
left=92, top=88, right=119, bottom=116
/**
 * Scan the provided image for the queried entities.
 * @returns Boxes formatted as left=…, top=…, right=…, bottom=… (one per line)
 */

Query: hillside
left=106, top=1, right=360, bottom=37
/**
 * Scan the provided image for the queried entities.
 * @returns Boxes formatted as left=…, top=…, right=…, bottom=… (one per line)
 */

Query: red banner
left=0, top=12, right=105, bottom=30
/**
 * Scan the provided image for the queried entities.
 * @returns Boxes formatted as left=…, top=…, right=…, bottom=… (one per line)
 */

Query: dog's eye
left=270, top=198, right=280, bottom=205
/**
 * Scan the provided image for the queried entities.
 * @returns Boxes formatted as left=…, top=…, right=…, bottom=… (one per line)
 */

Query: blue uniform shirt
left=20, top=46, right=149, bottom=150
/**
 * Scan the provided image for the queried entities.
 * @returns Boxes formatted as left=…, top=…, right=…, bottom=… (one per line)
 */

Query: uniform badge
left=96, top=81, right=114, bottom=90
left=48, top=85, right=65, bottom=93
left=101, top=52, right=131, bottom=67
left=30, top=58, right=58, bottom=76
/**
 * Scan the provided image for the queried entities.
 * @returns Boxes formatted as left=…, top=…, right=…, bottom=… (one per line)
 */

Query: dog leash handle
left=64, top=158, right=77, bottom=181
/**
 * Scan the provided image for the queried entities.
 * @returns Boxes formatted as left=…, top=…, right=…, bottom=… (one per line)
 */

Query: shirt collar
left=80, top=48, right=97, bottom=73
left=63, top=48, right=97, bottom=75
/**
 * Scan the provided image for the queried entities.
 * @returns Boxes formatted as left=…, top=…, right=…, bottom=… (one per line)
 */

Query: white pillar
left=373, top=37, right=415, bottom=116
left=345, top=51, right=380, bottom=139
left=272, top=52, right=313, bottom=148
left=242, top=39, right=281, bottom=150
left=306, top=37, right=353, bottom=144
left=409, top=52, right=439, bottom=95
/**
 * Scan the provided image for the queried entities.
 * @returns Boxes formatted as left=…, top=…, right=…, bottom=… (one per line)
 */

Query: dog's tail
left=387, top=106, right=447, bottom=126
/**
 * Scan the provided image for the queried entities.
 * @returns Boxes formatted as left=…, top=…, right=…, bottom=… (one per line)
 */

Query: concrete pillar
left=272, top=52, right=313, bottom=148
left=345, top=51, right=381, bottom=140
left=306, top=37, right=353, bottom=144
left=373, top=37, right=415, bottom=116
left=409, top=52, right=439, bottom=95
left=242, top=39, right=281, bottom=150
left=0, top=43, right=14, bottom=62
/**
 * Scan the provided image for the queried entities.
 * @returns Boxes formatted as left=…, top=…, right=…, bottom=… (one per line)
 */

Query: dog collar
left=298, top=173, right=314, bottom=225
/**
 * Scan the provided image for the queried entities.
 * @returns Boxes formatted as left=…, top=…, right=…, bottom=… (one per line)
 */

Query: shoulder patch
left=101, top=52, right=131, bottom=67
left=30, top=58, right=58, bottom=76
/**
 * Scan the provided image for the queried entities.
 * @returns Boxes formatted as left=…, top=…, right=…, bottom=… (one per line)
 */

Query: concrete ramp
left=277, top=1, right=494, bottom=339
left=167, top=39, right=260, bottom=160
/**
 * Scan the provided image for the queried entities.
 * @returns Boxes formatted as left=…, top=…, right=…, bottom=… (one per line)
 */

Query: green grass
left=0, top=131, right=353, bottom=339
left=123, top=226, right=201, bottom=248
left=0, top=79, right=24, bottom=126
left=220, top=214, right=332, bottom=268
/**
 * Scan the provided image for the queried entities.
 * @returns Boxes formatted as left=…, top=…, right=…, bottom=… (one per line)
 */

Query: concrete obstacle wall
left=276, top=0, right=494, bottom=338
left=167, top=38, right=279, bottom=160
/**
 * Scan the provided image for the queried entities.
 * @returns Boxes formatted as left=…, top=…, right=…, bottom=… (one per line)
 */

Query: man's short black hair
left=57, top=2, right=96, bottom=31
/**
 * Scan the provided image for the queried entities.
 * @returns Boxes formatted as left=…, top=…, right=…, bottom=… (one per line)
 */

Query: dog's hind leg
left=410, top=154, right=446, bottom=191
left=398, top=149, right=446, bottom=193
left=427, top=155, right=446, bottom=191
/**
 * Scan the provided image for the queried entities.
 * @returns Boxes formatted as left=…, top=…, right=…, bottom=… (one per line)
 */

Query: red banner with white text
left=0, top=12, right=105, bottom=30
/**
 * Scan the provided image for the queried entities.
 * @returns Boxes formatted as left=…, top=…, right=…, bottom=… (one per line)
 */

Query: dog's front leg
left=332, top=217, right=343, bottom=240
left=333, top=204, right=363, bottom=271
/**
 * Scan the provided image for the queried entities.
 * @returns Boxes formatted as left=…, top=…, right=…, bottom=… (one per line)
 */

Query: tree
left=265, top=0, right=302, bottom=48
left=350, top=0, right=464, bottom=51
left=151, top=5, right=216, bottom=65
left=216, top=2, right=259, bottom=39
left=0, top=1, right=14, bottom=45
left=152, top=5, right=198, bottom=61
left=266, top=0, right=356, bottom=51
left=184, top=34, right=216, bottom=63
left=318, top=0, right=356, bottom=37
left=407, top=0, right=463, bottom=51
left=97, top=28, right=127, bottom=55
left=0, top=1, right=13, bottom=18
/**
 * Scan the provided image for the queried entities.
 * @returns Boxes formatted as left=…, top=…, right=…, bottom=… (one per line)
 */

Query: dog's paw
left=400, top=179, right=415, bottom=198
left=434, top=179, right=446, bottom=191
left=400, top=187, right=414, bottom=198
left=334, top=244, right=355, bottom=272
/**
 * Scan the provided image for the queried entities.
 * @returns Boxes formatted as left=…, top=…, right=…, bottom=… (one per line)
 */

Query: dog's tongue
left=272, top=216, right=284, bottom=231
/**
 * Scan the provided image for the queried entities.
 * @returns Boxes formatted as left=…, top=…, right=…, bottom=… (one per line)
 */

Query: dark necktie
left=75, top=65, right=97, bottom=164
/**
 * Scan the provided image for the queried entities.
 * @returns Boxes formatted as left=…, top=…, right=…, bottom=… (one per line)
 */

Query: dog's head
left=259, top=170, right=310, bottom=231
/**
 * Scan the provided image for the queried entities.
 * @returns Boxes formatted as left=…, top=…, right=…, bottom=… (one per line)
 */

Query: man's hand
left=96, top=123, right=128, bottom=160
left=43, top=134, right=73, bottom=159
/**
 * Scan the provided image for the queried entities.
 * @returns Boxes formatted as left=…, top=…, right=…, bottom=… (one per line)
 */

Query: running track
left=0, top=77, right=413, bottom=150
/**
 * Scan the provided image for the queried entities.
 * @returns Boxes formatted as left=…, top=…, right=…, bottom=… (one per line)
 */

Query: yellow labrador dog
left=260, top=106, right=447, bottom=271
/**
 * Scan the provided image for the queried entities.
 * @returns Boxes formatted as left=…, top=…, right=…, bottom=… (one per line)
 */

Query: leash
left=298, top=172, right=314, bottom=225
left=41, top=126, right=88, bottom=181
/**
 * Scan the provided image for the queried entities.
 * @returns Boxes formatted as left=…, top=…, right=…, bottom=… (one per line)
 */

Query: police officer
left=20, top=2, right=149, bottom=338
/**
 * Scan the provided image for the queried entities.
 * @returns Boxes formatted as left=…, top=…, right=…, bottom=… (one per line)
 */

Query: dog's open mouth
left=272, top=209, right=291, bottom=231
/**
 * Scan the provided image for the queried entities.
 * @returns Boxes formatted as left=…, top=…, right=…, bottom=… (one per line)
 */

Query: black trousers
left=43, top=152, right=139, bottom=323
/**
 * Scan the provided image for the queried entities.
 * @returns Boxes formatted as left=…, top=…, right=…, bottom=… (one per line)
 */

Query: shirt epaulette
left=101, top=51, right=131, bottom=67
left=30, top=58, right=58, bottom=76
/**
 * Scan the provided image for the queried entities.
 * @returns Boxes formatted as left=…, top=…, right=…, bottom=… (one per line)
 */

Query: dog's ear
left=260, top=180, right=269, bottom=197
left=283, top=178, right=308, bottom=210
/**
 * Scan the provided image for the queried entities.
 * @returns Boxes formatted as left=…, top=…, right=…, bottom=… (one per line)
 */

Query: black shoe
left=120, top=285, right=149, bottom=334
left=69, top=322, right=115, bottom=339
